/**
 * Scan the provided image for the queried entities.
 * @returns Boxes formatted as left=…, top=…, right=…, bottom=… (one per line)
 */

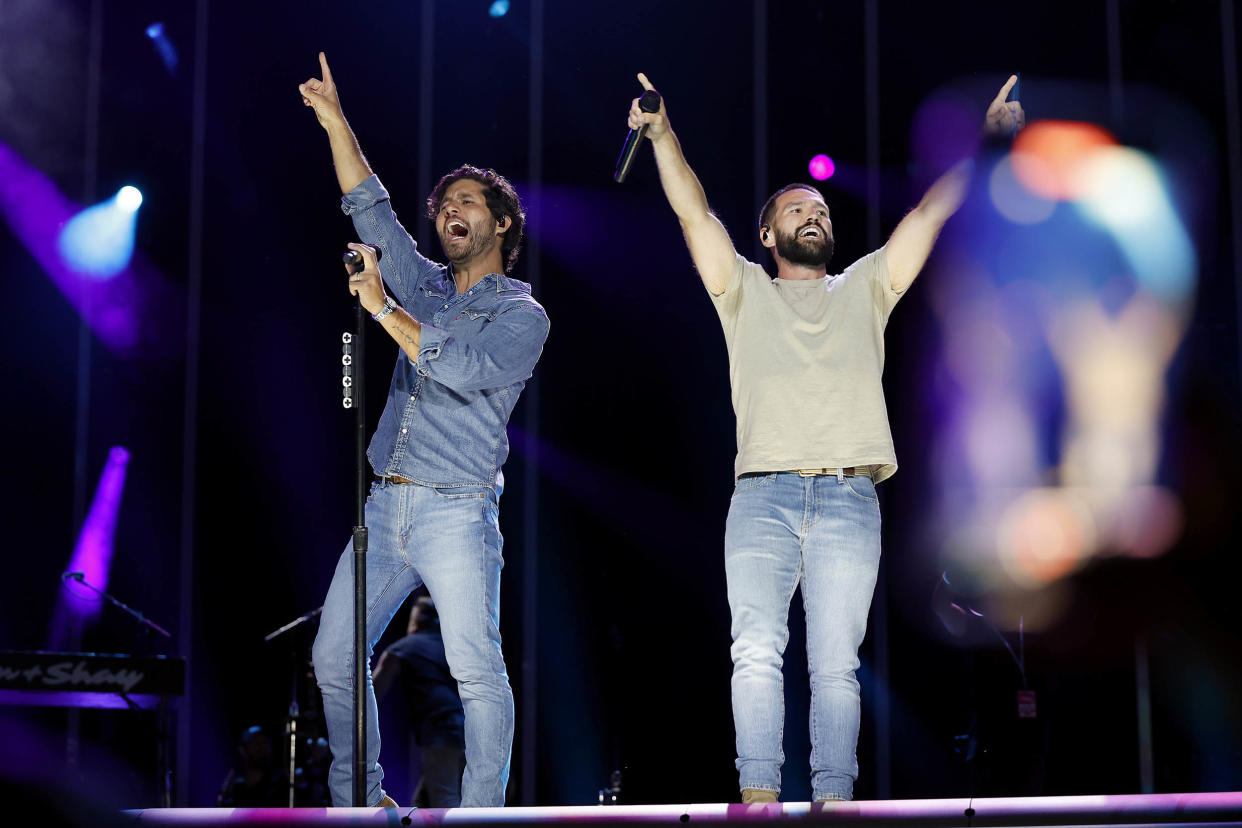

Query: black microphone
left=61, top=571, right=85, bottom=582
left=343, top=246, right=382, bottom=275
left=614, top=89, right=662, bottom=183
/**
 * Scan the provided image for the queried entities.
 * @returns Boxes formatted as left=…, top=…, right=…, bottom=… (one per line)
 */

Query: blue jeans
left=311, top=479, right=512, bottom=807
left=725, top=471, right=881, bottom=801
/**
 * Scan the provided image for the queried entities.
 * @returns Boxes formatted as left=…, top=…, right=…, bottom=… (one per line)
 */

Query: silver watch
left=372, top=295, right=398, bottom=322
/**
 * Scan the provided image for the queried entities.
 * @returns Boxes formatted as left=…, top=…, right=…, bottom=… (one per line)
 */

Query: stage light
left=117, top=185, right=143, bottom=212
left=57, top=186, right=142, bottom=279
left=145, top=21, right=179, bottom=73
left=808, top=154, right=835, bottom=181
left=49, top=447, right=131, bottom=646
left=489, top=0, right=510, bottom=17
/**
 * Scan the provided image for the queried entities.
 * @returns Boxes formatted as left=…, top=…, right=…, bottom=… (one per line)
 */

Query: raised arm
left=630, top=73, right=737, bottom=296
left=886, top=75, right=1025, bottom=293
left=299, top=51, right=373, bottom=194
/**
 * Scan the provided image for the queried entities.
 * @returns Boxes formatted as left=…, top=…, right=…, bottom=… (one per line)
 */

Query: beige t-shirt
left=710, top=247, right=903, bottom=484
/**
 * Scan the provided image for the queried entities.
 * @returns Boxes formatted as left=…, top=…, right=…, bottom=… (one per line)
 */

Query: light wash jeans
left=312, top=479, right=512, bottom=807
left=725, top=471, right=881, bottom=801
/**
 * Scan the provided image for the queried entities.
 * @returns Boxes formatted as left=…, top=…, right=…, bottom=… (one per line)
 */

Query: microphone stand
left=61, top=572, right=174, bottom=805
left=264, top=606, right=323, bottom=807
left=62, top=573, right=173, bottom=641
left=342, top=249, right=369, bottom=807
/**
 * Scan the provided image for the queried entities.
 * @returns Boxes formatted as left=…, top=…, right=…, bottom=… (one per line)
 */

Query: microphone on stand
left=343, top=246, right=382, bottom=275
left=61, top=571, right=85, bottom=582
left=614, top=89, right=662, bottom=183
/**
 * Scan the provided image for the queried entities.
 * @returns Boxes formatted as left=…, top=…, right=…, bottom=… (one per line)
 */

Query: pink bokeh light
left=808, top=154, right=835, bottom=181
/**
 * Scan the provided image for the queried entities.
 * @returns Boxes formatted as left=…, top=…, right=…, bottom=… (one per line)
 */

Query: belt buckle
left=798, top=468, right=828, bottom=477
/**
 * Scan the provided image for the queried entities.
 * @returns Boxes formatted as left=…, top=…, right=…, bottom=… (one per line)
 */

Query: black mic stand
left=62, top=571, right=173, bottom=641
left=264, top=606, right=323, bottom=807
left=61, top=572, right=174, bottom=805
left=342, top=249, right=369, bottom=807
left=933, top=572, right=1042, bottom=797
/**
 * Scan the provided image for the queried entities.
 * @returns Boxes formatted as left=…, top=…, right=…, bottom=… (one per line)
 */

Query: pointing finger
left=992, top=74, right=1018, bottom=106
left=637, top=72, right=654, bottom=91
left=319, top=51, right=334, bottom=86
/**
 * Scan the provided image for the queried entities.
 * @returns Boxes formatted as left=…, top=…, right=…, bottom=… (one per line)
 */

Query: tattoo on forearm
left=385, top=310, right=422, bottom=358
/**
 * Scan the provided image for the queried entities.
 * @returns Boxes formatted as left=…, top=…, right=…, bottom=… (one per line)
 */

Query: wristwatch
left=372, top=295, right=398, bottom=322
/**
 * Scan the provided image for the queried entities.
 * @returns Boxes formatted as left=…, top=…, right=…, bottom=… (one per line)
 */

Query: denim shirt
left=341, top=175, right=549, bottom=492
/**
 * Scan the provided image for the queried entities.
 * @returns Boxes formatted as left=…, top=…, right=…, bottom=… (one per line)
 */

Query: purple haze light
left=808, top=154, right=836, bottom=181
left=0, top=141, right=183, bottom=357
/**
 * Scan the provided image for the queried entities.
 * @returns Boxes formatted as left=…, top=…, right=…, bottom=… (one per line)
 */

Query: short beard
left=440, top=216, right=497, bottom=264
left=774, top=227, right=835, bottom=269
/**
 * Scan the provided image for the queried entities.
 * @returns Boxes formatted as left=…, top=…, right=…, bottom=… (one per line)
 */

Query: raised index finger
left=992, top=74, right=1018, bottom=106
left=636, top=72, right=655, bottom=91
left=319, top=51, right=334, bottom=86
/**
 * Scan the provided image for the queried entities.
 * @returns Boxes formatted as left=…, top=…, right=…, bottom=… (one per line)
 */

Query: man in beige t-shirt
left=626, top=73, right=1024, bottom=802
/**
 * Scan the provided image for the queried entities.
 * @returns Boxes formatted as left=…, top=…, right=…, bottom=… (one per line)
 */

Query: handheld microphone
left=614, top=89, right=662, bottom=183
left=343, top=246, right=382, bottom=275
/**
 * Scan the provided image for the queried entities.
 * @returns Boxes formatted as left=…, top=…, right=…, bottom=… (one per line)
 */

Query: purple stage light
left=808, top=154, right=835, bottom=181
left=59, top=447, right=130, bottom=619
left=48, top=446, right=130, bottom=649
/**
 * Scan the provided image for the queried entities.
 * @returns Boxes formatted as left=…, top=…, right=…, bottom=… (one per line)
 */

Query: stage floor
left=122, top=793, right=1242, bottom=827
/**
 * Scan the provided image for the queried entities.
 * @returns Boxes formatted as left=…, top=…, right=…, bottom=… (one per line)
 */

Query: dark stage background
left=2, top=0, right=1241, bottom=809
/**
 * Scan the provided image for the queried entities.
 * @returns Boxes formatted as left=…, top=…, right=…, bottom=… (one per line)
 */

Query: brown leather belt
left=739, top=467, right=872, bottom=480
left=378, top=474, right=416, bottom=484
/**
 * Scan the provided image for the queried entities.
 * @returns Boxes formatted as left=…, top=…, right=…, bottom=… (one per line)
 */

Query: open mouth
left=446, top=220, right=469, bottom=239
left=799, top=225, right=823, bottom=240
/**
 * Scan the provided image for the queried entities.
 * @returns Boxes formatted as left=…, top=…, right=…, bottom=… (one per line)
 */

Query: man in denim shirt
left=300, top=53, right=548, bottom=808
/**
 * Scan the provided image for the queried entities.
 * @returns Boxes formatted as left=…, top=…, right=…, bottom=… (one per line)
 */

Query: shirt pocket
left=450, top=306, right=498, bottom=336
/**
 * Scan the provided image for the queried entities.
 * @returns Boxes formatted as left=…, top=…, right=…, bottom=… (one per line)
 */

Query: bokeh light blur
left=1011, top=120, right=1117, bottom=200
left=808, top=153, right=835, bottom=181
left=930, top=114, right=1197, bottom=624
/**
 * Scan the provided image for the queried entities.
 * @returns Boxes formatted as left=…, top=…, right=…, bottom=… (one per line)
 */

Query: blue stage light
left=145, top=21, right=179, bottom=73
left=117, top=185, right=143, bottom=212
left=489, top=0, right=510, bottom=17
left=57, top=187, right=142, bottom=279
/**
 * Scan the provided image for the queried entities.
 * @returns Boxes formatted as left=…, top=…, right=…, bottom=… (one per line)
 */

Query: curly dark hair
left=426, top=165, right=525, bottom=272
left=758, top=182, right=826, bottom=232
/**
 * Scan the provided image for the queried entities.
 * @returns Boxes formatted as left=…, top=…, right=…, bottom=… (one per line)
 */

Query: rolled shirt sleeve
left=415, top=303, right=550, bottom=393
left=341, top=174, right=440, bottom=307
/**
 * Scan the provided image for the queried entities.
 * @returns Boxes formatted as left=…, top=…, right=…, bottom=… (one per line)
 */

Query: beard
left=439, top=216, right=497, bottom=264
left=774, top=225, right=835, bottom=268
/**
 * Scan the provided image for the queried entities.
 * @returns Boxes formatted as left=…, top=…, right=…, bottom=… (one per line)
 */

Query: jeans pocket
left=432, top=485, right=488, bottom=500
left=844, top=474, right=878, bottom=503
left=734, top=473, right=776, bottom=494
